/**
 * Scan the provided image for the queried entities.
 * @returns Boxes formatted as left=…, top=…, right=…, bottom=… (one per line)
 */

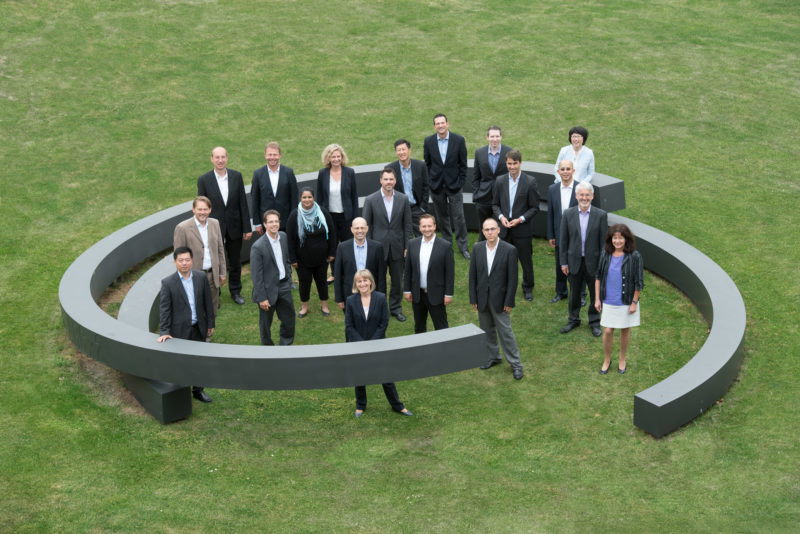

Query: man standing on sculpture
left=251, top=210, right=295, bottom=346
left=251, top=142, right=298, bottom=232
left=333, top=217, right=386, bottom=311
left=157, top=247, right=215, bottom=403
left=362, top=167, right=413, bottom=322
left=559, top=181, right=608, bottom=337
left=423, top=113, right=470, bottom=259
left=469, top=217, right=524, bottom=380
left=473, top=125, right=511, bottom=236
left=197, top=146, right=252, bottom=306
left=403, top=213, right=454, bottom=333
left=173, top=196, right=227, bottom=317
left=388, top=138, right=429, bottom=236
left=492, top=149, right=540, bottom=301
left=546, top=160, right=578, bottom=303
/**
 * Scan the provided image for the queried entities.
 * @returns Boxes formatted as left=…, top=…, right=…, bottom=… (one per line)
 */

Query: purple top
left=603, top=254, right=624, bottom=306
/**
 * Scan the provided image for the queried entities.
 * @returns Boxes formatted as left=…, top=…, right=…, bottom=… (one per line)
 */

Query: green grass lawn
left=2, top=0, right=799, bottom=532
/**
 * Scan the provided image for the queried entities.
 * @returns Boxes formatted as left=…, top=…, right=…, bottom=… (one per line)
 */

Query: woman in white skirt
left=594, top=224, right=643, bottom=374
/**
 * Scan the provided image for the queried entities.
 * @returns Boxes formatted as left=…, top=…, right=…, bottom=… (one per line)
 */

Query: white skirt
left=600, top=303, right=640, bottom=329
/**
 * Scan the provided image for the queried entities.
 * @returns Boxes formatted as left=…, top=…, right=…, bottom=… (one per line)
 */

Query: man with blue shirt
left=388, top=139, right=429, bottom=237
left=473, top=126, right=512, bottom=236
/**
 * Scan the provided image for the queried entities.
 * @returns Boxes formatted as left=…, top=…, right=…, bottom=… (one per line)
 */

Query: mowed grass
left=1, top=0, right=799, bottom=532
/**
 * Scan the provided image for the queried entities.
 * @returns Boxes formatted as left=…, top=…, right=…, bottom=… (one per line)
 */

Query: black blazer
left=158, top=270, right=214, bottom=339
left=250, top=232, right=291, bottom=305
left=403, top=237, right=455, bottom=306
left=285, top=206, right=338, bottom=265
left=558, top=205, right=608, bottom=276
left=546, top=181, right=578, bottom=242
left=492, top=172, right=540, bottom=239
left=333, top=238, right=386, bottom=303
left=472, top=144, right=512, bottom=205
left=469, top=240, right=518, bottom=313
left=388, top=159, right=429, bottom=209
left=251, top=165, right=298, bottom=228
left=345, top=291, right=389, bottom=342
left=197, top=169, right=251, bottom=240
left=423, top=131, right=468, bottom=194
left=315, top=166, right=359, bottom=222
left=362, top=190, right=413, bottom=261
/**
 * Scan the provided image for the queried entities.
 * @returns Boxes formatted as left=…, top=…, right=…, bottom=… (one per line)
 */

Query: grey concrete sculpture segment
left=59, top=162, right=745, bottom=436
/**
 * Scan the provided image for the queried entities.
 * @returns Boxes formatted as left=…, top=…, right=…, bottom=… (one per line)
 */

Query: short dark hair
left=299, top=186, right=315, bottom=198
left=263, top=209, right=280, bottom=224
left=486, top=125, right=502, bottom=136
left=394, top=138, right=411, bottom=149
left=506, top=149, right=522, bottom=163
left=433, top=113, right=447, bottom=124
left=604, top=224, right=637, bottom=254
left=381, top=167, right=397, bottom=179
left=569, top=126, right=589, bottom=144
left=173, top=246, right=193, bottom=259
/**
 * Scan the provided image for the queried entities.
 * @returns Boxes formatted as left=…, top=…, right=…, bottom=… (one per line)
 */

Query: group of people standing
left=155, top=115, right=643, bottom=413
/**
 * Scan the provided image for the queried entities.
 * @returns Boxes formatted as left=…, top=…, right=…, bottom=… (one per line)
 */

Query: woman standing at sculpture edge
left=553, top=126, right=595, bottom=184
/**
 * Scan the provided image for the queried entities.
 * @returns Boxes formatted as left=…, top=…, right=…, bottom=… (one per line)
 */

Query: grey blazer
left=558, top=205, right=608, bottom=276
left=159, top=270, right=214, bottom=339
left=250, top=232, right=291, bottom=305
left=362, top=190, right=413, bottom=261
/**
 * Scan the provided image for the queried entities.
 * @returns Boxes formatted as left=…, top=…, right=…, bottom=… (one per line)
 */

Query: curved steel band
left=59, top=162, right=745, bottom=437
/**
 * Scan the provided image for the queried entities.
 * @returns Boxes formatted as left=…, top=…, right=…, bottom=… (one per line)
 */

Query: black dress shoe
left=354, top=409, right=364, bottom=418
left=461, top=250, right=471, bottom=260
left=599, top=364, right=610, bottom=375
left=560, top=322, right=579, bottom=334
left=581, top=297, right=587, bottom=307
left=549, top=295, right=564, bottom=303
left=524, top=290, right=533, bottom=301
left=618, top=367, right=627, bottom=374
left=396, top=409, right=414, bottom=416
left=513, top=369, right=524, bottom=380
left=480, top=359, right=502, bottom=369
left=193, top=390, right=212, bottom=403
left=592, top=326, right=602, bottom=337
left=232, top=294, right=246, bottom=305
left=392, top=312, right=406, bottom=322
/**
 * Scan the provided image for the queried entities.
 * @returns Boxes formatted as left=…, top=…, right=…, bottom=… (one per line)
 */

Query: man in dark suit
left=362, top=167, right=413, bottom=321
left=156, top=247, right=215, bottom=402
left=333, top=217, right=386, bottom=310
left=469, top=218, right=524, bottom=380
left=546, top=159, right=579, bottom=304
left=251, top=142, right=298, bottom=233
left=403, top=213, right=455, bottom=333
left=492, top=149, right=540, bottom=302
left=473, top=125, right=512, bottom=237
left=250, top=210, right=295, bottom=346
left=388, top=138, right=429, bottom=237
left=559, top=181, right=608, bottom=337
left=197, top=147, right=252, bottom=305
left=423, top=113, right=470, bottom=259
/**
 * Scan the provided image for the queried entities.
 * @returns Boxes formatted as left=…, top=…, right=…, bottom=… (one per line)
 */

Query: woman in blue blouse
left=552, top=126, right=595, bottom=184
left=594, top=224, right=643, bottom=374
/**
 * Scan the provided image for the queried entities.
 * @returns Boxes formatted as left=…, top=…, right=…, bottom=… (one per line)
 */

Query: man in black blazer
left=157, top=247, right=215, bottom=402
left=251, top=142, right=298, bottom=232
left=333, top=217, right=386, bottom=310
left=362, top=167, right=413, bottom=321
left=559, top=181, right=608, bottom=337
left=423, top=113, right=470, bottom=259
left=469, top=218, right=524, bottom=380
left=492, top=149, right=540, bottom=302
left=473, top=125, right=512, bottom=236
left=250, top=210, right=295, bottom=346
left=197, top=147, right=252, bottom=305
left=403, top=213, right=455, bottom=333
left=388, top=138, right=429, bottom=236
left=546, top=160, right=579, bottom=304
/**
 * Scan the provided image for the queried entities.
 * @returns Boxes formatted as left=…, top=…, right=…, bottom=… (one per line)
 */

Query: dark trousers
left=355, top=383, right=404, bottom=412
left=330, top=212, right=351, bottom=244
left=554, top=246, right=568, bottom=298
left=504, top=233, right=534, bottom=291
left=188, top=324, right=205, bottom=395
left=475, top=203, right=493, bottom=241
left=386, top=254, right=404, bottom=314
left=223, top=236, right=243, bottom=296
left=431, top=189, right=469, bottom=254
left=410, top=203, right=427, bottom=237
left=297, top=262, right=329, bottom=301
left=567, top=257, right=599, bottom=327
left=258, top=279, right=295, bottom=345
left=412, top=290, right=449, bottom=333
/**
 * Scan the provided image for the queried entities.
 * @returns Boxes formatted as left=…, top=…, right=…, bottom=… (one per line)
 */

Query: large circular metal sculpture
left=59, top=162, right=745, bottom=437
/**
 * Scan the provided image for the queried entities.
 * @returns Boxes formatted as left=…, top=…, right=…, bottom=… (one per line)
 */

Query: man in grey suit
left=362, top=167, right=413, bottom=321
left=403, top=213, right=455, bottom=333
left=546, top=160, right=578, bottom=303
left=469, top=217, right=524, bottom=380
left=388, top=139, right=429, bottom=236
left=197, top=146, right=252, bottom=306
left=250, top=210, right=295, bottom=346
left=423, top=113, right=470, bottom=259
left=333, top=217, right=386, bottom=310
left=157, top=247, right=215, bottom=403
left=473, top=125, right=512, bottom=235
left=173, top=196, right=227, bottom=316
left=559, top=181, right=608, bottom=337
left=492, top=149, right=540, bottom=302
left=251, top=142, right=298, bottom=233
